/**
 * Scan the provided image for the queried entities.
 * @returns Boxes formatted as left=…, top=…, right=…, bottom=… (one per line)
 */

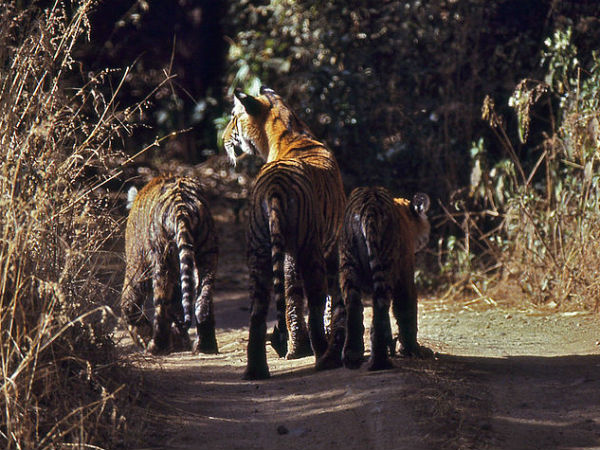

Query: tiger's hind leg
left=166, top=292, right=191, bottom=353
left=193, top=250, right=219, bottom=354
left=147, top=257, right=176, bottom=355
left=269, top=244, right=288, bottom=359
left=368, top=263, right=393, bottom=370
left=281, top=255, right=312, bottom=360
left=368, top=281, right=394, bottom=371
left=318, top=249, right=346, bottom=367
left=340, top=259, right=365, bottom=369
left=243, top=250, right=272, bottom=380
left=121, top=267, right=153, bottom=349
left=392, top=276, right=432, bottom=359
left=297, top=247, right=332, bottom=370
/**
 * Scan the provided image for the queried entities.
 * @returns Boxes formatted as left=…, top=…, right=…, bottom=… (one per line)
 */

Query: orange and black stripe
left=339, top=186, right=430, bottom=370
left=121, top=175, right=218, bottom=355
left=223, top=87, right=346, bottom=379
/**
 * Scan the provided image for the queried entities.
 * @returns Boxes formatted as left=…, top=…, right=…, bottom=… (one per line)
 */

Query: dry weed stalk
left=442, top=41, right=600, bottom=309
left=0, top=2, right=143, bottom=448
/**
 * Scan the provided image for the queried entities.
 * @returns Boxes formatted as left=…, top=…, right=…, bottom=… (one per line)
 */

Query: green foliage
left=541, top=27, right=579, bottom=96
left=222, top=0, right=549, bottom=199
left=223, top=1, right=600, bottom=297
left=461, top=27, right=600, bottom=308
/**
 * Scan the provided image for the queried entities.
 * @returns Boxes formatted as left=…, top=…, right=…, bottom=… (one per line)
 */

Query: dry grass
left=442, top=45, right=600, bottom=310
left=0, top=2, right=144, bottom=448
left=480, top=76, right=600, bottom=309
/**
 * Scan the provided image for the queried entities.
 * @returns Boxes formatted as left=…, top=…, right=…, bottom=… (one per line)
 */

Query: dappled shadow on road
left=127, top=322, right=600, bottom=450
left=114, top=167, right=600, bottom=450
left=435, top=353, right=600, bottom=450
left=134, top=346, right=491, bottom=450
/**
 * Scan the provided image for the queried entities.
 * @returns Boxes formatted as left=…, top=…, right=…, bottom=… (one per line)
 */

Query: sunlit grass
left=0, top=2, right=143, bottom=448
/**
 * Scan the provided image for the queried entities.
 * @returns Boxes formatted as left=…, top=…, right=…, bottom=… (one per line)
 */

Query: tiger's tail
left=361, top=205, right=395, bottom=355
left=175, top=205, right=196, bottom=330
left=361, top=208, right=389, bottom=303
left=268, top=195, right=288, bottom=357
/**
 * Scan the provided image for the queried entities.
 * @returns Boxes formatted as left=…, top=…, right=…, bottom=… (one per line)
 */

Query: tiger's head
left=395, top=193, right=431, bottom=253
left=222, top=86, right=314, bottom=165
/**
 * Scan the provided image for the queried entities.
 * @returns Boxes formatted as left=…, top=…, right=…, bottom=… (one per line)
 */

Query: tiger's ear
left=411, top=193, right=430, bottom=217
left=260, top=86, right=275, bottom=95
left=234, top=89, right=264, bottom=116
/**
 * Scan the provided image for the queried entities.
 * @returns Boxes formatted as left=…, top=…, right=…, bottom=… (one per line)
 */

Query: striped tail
left=175, top=207, right=196, bottom=330
left=268, top=195, right=288, bottom=357
left=362, top=211, right=388, bottom=302
left=362, top=209, right=395, bottom=355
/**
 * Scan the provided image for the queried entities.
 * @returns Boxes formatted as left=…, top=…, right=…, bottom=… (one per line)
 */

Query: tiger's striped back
left=223, top=87, right=346, bottom=378
left=222, top=88, right=346, bottom=257
left=339, top=186, right=430, bottom=370
left=121, top=175, right=218, bottom=355
left=342, top=188, right=430, bottom=294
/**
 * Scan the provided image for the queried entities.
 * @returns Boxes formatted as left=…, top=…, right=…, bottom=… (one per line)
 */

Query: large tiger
left=339, top=186, right=431, bottom=371
left=121, top=175, right=219, bottom=355
left=222, top=86, right=346, bottom=379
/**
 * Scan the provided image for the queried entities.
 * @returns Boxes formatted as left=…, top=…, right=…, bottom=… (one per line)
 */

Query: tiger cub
left=339, top=186, right=431, bottom=371
left=222, top=87, right=346, bottom=379
left=121, top=175, right=218, bottom=355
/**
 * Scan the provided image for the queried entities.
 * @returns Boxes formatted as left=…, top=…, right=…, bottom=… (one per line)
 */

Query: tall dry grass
left=440, top=28, right=600, bottom=310
left=1, top=2, right=141, bottom=448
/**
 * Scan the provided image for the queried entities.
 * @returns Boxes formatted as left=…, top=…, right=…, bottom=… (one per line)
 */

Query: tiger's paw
left=367, top=356, right=394, bottom=371
left=315, top=352, right=343, bottom=371
left=193, top=336, right=219, bottom=355
left=243, top=364, right=270, bottom=380
left=147, top=339, right=171, bottom=356
left=286, top=339, right=313, bottom=360
left=342, top=348, right=364, bottom=370
left=127, top=322, right=153, bottom=350
left=270, top=325, right=288, bottom=358
left=400, top=343, right=434, bottom=359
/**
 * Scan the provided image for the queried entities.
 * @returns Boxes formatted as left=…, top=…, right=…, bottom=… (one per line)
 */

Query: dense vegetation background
left=1, top=0, right=599, bottom=448
left=83, top=0, right=600, bottom=303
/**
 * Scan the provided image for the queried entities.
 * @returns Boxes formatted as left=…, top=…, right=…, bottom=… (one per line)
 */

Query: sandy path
left=423, top=302, right=600, bottom=450
left=122, top=209, right=600, bottom=450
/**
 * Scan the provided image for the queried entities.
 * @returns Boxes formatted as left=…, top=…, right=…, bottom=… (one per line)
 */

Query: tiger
left=121, top=175, right=219, bottom=355
left=339, top=186, right=432, bottom=371
left=222, top=86, right=346, bottom=379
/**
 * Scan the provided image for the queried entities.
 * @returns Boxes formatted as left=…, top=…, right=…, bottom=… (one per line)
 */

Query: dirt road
left=122, top=201, right=600, bottom=450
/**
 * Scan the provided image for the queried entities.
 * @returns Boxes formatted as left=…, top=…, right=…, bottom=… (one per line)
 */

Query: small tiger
left=339, top=186, right=431, bottom=371
left=121, top=175, right=218, bottom=355
left=222, top=87, right=346, bottom=379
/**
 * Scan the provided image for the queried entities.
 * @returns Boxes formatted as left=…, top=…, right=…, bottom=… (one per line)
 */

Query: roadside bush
left=221, top=0, right=553, bottom=202
left=446, top=28, right=600, bottom=309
